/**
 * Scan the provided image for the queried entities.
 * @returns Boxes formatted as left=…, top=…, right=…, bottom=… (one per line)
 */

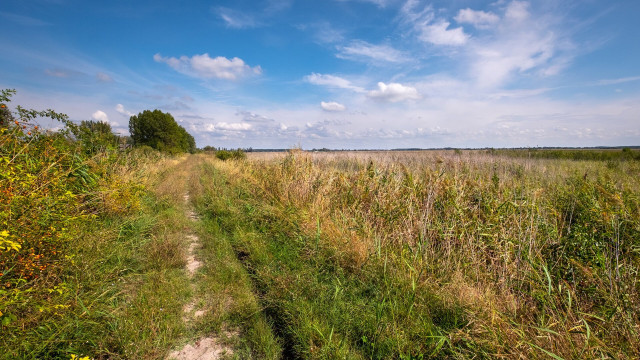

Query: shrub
left=215, top=148, right=245, bottom=161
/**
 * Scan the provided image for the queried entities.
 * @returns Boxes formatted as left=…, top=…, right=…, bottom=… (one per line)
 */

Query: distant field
left=203, top=149, right=640, bottom=358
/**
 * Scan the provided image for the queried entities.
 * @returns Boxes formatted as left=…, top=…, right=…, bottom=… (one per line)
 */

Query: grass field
left=2, top=145, right=639, bottom=359
left=193, top=149, right=640, bottom=359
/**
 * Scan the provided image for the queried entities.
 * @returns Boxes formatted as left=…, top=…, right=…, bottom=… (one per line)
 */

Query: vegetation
left=2, top=88, right=639, bottom=358
left=215, top=148, right=246, bottom=161
left=0, top=90, right=197, bottom=359
left=492, top=147, right=640, bottom=161
left=194, top=150, right=640, bottom=359
left=129, top=109, right=195, bottom=154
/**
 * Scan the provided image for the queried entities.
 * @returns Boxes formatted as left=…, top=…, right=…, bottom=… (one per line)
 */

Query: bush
left=215, top=148, right=245, bottom=161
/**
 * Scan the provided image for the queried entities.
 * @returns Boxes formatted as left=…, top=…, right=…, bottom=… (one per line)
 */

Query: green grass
left=196, top=158, right=484, bottom=359
left=193, top=150, right=640, bottom=359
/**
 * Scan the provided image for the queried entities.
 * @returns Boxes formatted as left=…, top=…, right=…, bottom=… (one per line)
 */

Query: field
left=192, top=149, right=639, bottom=359
left=2, top=128, right=640, bottom=358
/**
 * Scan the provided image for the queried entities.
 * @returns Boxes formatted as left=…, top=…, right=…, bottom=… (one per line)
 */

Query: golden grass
left=219, top=149, right=640, bottom=358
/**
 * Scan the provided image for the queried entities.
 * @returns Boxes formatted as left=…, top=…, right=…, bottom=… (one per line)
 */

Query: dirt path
left=165, top=192, right=235, bottom=360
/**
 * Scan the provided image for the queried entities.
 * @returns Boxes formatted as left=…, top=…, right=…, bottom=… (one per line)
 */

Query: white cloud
left=337, top=40, right=407, bottom=63
left=467, top=1, right=573, bottom=88
left=96, top=72, right=113, bottom=82
left=154, top=53, right=262, bottom=81
left=216, top=7, right=258, bottom=28
left=215, top=122, right=252, bottom=131
left=455, top=8, right=499, bottom=28
left=115, top=104, right=135, bottom=117
left=367, top=82, right=420, bottom=102
left=336, top=0, right=392, bottom=8
left=321, top=101, right=346, bottom=112
left=505, top=1, right=530, bottom=22
left=419, top=20, right=469, bottom=46
left=45, top=68, right=71, bottom=78
left=91, top=110, right=109, bottom=122
left=594, top=76, right=640, bottom=86
left=304, top=73, right=365, bottom=92
left=400, top=1, right=469, bottom=46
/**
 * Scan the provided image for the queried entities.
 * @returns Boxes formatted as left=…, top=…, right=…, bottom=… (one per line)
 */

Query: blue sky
left=1, top=0, right=639, bottom=149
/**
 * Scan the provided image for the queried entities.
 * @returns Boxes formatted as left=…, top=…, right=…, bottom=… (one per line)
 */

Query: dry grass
left=210, top=149, right=640, bottom=358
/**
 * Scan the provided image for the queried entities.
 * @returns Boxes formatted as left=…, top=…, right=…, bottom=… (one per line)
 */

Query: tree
left=78, top=120, right=118, bottom=154
left=128, top=109, right=195, bottom=154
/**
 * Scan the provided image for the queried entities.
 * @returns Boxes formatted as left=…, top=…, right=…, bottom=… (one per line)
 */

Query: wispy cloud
left=593, top=76, right=640, bottom=86
left=400, top=0, right=469, bottom=46
left=115, top=104, right=134, bottom=117
left=304, top=73, right=365, bottom=92
left=0, top=12, right=50, bottom=26
left=459, top=1, right=576, bottom=88
left=335, top=0, right=393, bottom=8
left=154, top=53, right=262, bottom=81
left=96, top=72, right=113, bottom=82
left=215, top=7, right=259, bottom=28
left=337, top=40, right=408, bottom=63
left=454, top=8, right=499, bottom=28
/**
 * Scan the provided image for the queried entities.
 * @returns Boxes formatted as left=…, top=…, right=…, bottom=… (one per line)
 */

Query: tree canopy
left=128, top=109, right=195, bottom=154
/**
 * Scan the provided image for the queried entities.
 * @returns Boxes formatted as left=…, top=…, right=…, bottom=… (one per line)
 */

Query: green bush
left=215, top=148, right=245, bottom=161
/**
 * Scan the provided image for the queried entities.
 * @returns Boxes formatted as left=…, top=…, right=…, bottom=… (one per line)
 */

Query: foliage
left=0, top=89, right=179, bottom=358
left=215, top=148, right=246, bottom=161
left=495, top=147, right=640, bottom=161
left=128, top=109, right=195, bottom=154
left=77, top=120, right=119, bottom=154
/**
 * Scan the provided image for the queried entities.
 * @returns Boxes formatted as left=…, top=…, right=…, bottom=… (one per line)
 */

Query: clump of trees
left=129, top=109, right=195, bottom=154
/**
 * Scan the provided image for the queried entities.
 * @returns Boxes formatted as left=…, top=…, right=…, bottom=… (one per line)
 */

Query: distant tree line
left=491, top=148, right=640, bottom=161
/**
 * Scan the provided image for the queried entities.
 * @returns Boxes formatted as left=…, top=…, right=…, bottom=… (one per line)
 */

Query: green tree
left=128, top=109, right=195, bottom=154
left=78, top=120, right=118, bottom=154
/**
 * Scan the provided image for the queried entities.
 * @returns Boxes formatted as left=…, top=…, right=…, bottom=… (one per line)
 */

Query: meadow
left=194, top=149, right=640, bottom=359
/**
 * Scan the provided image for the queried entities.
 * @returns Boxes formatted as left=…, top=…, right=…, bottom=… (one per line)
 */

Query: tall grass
left=199, top=150, right=640, bottom=358
left=1, top=90, right=196, bottom=359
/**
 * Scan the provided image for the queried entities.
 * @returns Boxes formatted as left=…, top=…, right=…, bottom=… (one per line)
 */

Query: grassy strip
left=177, top=154, right=279, bottom=359
left=1, top=155, right=193, bottom=359
left=197, top=157, right=479, bottom=359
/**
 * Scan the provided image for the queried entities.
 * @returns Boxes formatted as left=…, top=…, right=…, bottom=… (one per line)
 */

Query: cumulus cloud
left=337, top=40, right=407, bottom=63
left=321, top=101, right=346, bottom=112
left=96, top=72, right=113, bottom=82
left=367, top=82, right=420, bottom=102
left=455, top=8, right=499, bottom=28
left=154, top=53, right=262, bottom=80
left=91, top=110, right=109, bottom=122
left=304, top=73, right=365, bottom=92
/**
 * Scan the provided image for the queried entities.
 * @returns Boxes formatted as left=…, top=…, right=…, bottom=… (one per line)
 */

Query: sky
left=1, top=0, right=639, bottom=149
